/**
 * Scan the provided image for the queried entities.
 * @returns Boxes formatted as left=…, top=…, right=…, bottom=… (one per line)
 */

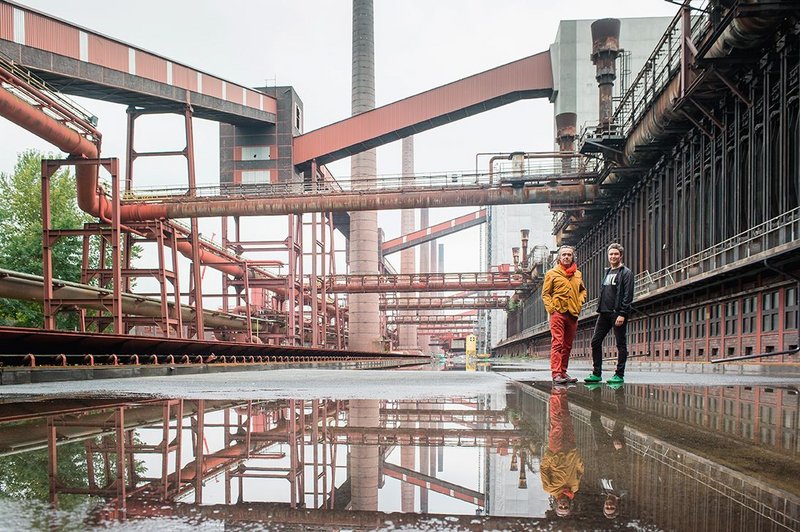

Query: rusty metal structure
left=0, top=0, right=598, bottom=361
left=17, top=398, right=517, bottom=518
left=500, top=1, right=800, bottom=365
left=4, top=1, right=795, bottom=363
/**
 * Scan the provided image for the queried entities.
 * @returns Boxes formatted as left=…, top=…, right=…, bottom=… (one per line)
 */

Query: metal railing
left=579, top=1, right=710, bottom=143
left=634, top=206, right=800, bottom=296
left=119, top=156, right=600, bottom=202
left=0, top=51, right=100, bottom=143
left=507, top=206, right=800, bottom=343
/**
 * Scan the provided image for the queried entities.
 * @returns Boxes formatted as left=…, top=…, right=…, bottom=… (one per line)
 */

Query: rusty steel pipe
left=0, top=86, right=167, bottom=222
left=0, top=268, right=267, bottom=330
left=707, top=0, right=779, bottom=58
left=123, top=184, right=598, bottom=221
left=624, top=2, right=784, bottom=165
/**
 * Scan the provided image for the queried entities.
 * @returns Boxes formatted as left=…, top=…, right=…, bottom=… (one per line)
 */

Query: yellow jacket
left=540, top=448, right=584, bottom=497
left=542, top=266, right=587, bottom=317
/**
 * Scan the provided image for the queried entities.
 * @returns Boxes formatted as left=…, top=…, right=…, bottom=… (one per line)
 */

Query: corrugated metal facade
left=0, top=4, right=12, bottom=41
left=24, top=10, right=79, bottom=59
left=88, top=33, right=127, bottom=71
left=202, top=75, right=223, bottom=99
left=171, top=63, right=197, bottom=92
left=134, top=50, right=166, bottom=83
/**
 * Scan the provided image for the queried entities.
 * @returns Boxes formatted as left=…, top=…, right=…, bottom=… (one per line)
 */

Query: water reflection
left=0, top=383, right=796, bottom=530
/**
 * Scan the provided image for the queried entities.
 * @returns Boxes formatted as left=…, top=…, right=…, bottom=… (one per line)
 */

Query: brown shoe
left=562, top=374, right=578, bottom=383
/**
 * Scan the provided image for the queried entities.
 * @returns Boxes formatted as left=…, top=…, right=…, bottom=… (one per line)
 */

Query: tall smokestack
left=418, top=207, right=430, bottom=355
left=398, top=136, right=417, bottom=352
left=591, top=18, right=621, bottom=129
left=349, top=0, right=380, bottom=353
left=349, top=0, right=380, bottom=516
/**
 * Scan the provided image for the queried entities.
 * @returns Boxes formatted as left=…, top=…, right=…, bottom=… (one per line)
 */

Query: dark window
left=709, top=304, right=721, bottom=336
left=785, top=287, right=798, bottom=330
left=684, top=310, right=693, bottom=339
left=742, top=296, right=757, bottom=334
left=696, top=307, right=706, bottom=337
left=762, top=291, right=779, bottom=332
left=725, top=300, right=739, bottom=335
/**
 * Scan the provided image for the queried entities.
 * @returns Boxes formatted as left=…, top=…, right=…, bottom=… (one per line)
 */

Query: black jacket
left=597, top=265, right=634, bottom=317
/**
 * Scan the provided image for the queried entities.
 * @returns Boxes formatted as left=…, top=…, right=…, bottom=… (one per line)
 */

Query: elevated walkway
left=293, top=51, right=553, bottom=167
left=0, top=0, right=275, bottom=125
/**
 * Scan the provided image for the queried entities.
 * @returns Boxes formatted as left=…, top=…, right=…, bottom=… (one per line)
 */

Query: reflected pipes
left=14, top=384, right=798, bottom=529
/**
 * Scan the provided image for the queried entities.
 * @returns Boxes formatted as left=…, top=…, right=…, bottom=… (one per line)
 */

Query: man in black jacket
left=584, top=243, right=634, bottom=385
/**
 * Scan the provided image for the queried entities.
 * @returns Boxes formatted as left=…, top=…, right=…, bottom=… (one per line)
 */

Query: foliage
left=0, top=150, right=93, bottom=328
left=0, top=440, right=90, bottom=511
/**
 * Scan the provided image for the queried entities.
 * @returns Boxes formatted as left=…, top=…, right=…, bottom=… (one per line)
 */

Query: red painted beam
left=383, top=210, right=486, bottom=256
left=383, top=462, right=484, bottom=506
left=293, top=52, right=553, bottom=166
left=321, top=272, right=527, bottom=293
left=380, top=295, right=509, bottom=310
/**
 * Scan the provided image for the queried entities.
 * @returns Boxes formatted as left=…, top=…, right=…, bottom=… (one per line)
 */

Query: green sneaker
left=584, top=374, right=602, bottom=383
left=584, top=382, right=603, bottom=391
left=607, top=382, right=624, bottom=390
left=607, top=374, right=624, bottom=385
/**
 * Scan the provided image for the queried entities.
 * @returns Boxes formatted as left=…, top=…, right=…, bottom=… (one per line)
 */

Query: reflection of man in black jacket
left=584, top=243, right=634, bottom=385
left=590, top=388, right=628, bottom=520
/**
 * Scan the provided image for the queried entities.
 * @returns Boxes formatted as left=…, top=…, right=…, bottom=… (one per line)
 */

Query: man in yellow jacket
left=542, top=246, right=587, bottom=384
left=540, top=387, right=584, bottom=517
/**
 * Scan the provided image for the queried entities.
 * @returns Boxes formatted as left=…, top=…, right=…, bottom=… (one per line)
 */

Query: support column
left=349, top=0, right=381, bottom=352
left=398, top=136, right=418, bottom=353
left=418, top=208, right=430, bottom=355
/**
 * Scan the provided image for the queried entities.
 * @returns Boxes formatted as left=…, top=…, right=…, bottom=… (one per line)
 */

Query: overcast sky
left=0, top=0, right=678, bottom=280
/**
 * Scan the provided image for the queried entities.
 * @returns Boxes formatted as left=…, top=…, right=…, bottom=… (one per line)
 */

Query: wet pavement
left=0, top=359, right=797, bottom=531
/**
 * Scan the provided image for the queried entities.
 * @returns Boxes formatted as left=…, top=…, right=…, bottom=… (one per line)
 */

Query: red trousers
left=548, top=390, right=576, bottom=452
left=549, top=311, right=578, bottom=378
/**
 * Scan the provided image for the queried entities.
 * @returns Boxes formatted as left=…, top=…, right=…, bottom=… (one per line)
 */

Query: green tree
left=0, top=150, right=93, bottom=328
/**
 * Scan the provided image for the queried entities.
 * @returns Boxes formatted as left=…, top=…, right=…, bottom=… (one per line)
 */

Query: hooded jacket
left=597, top=264, right=634, bottom=317
left=542, top=264, right=587, bottom=317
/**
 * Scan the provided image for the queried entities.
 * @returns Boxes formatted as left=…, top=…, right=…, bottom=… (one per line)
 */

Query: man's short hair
left=558, top=245, right=575, bottom=254
left=607, top=243, right=624, bottom=256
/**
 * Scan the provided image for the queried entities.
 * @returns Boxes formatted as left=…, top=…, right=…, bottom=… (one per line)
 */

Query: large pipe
left=0, top=86, right=167, bottom=222
left=707, top=0, right=779, bottom=57
left=122, top=184, right=598, bottom=221
left=624, top=1, right=781, bottom=165
left=0, top=268, right=266, bottom=330
left=0, top=84, right=344, bottom=319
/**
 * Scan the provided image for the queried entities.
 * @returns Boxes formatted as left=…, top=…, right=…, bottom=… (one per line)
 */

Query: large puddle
left=0, top=364, right=797, bottom=531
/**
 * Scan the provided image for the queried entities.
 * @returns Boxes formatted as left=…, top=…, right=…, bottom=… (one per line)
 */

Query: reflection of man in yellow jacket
left=540, top=388, right=584, bottom=517
left=542, top=246, right=586, bottom=383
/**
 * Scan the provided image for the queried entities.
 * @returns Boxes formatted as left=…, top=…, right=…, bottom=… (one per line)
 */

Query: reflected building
left=0, top=383, right=796, bottom=530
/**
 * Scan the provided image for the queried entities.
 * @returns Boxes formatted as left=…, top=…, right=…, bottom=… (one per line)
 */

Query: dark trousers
left=590, top=313, right=628, bottom=377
